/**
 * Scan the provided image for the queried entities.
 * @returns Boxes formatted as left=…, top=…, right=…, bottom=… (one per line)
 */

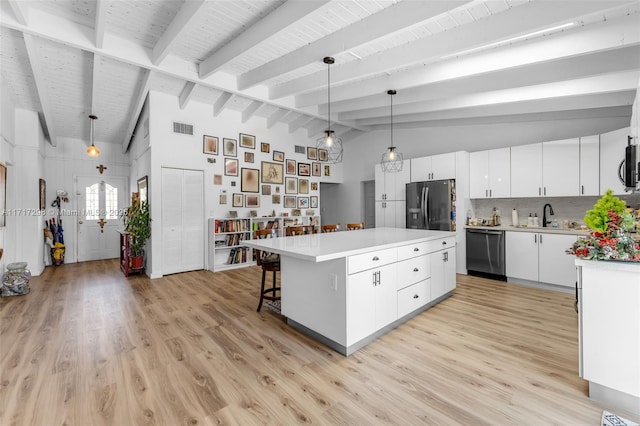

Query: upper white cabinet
left=542, top=138, right=579, bottom=197
left=600, top=127, right=629, bottom=195
left=469, top=148, right=510, bottom=198
left=579, top=135, right=600, bottom=196
left=410, top=153, right=455, bottom=182
left=375, top=164, right=410, bottom=201
left=510, top=143, right=543, bottom=197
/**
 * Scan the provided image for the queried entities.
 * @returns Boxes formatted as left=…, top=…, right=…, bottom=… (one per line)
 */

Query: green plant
left=584, top=189, right=626, bottom=232
left=124, top=200, right=150, bottom=257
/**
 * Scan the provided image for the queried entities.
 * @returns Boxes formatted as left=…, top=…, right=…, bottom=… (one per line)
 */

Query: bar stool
left=254, top=229, right=280, bottom=312
left=346, top=223, right=364, bottom=230
left=286, top=226, right=304, bottom=236
left=321, top=224, right=339, bottom=233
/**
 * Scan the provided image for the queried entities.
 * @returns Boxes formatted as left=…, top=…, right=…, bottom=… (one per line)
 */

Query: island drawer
left=398, top=279, right=429, bottom=318
left=425, top=237, right=455, bottom=253
left=397, top=242, right=429, bottom=261
left=348, top=247, right=398, bottom=274
left=396, top=255, right=429, bottom=289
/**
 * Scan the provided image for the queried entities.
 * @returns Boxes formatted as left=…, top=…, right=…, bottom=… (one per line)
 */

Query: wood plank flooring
left=0, top=260, right=636, bottom=425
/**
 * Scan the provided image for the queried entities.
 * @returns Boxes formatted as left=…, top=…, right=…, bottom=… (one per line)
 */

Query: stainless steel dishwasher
left=466, top=228, right=506, bottom=280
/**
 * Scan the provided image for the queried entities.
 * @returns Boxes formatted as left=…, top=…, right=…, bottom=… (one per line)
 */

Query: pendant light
left=86, top=114, right=100, bottom=157
left=316, top=57, right=343, bottom=163
left=380, top=90, right=403, bottom=172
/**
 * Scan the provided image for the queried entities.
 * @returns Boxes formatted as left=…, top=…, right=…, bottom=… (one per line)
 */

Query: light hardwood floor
left=0, top=260, right=635, bottom=425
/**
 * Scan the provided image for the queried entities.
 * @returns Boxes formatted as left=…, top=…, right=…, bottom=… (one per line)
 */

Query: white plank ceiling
left=0, top=0, right=638, bottom=152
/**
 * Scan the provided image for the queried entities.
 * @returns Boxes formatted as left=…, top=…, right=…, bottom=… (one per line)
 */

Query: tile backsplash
left=469, top=194, right=640, bottom=227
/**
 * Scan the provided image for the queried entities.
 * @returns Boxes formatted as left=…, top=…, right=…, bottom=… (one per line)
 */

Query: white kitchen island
left=245, top=227, right=456, bottom=355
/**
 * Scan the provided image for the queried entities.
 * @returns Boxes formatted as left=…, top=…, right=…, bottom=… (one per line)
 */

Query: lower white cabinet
left=347, top=263, right=397, bottom=344
left=375, top=200, right=406, bottom=228
left=506, top=231, right=578, bottom=287
left=430, top=246, right=456, bottom=299
left=398, top=279, right=429, bottom=318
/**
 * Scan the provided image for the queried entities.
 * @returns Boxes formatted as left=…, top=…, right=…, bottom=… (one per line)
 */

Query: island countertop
left=244, top=227, right=454, bottom=262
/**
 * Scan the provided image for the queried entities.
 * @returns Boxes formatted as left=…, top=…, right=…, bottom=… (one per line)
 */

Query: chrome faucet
left=543, top=203, right=554, bottom=227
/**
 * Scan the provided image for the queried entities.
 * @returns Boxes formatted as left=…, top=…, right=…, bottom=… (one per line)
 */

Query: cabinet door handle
left=372, top=256, right=380, bottom=261
left=539, top=187, right=541, bottom=196
left=544, top=187, right=546, bottom=196
left=376, top=271, right=381, bottom=286
left=413, top=268, right=419, bottom=272
left=413, top=247, right=419, bottom=252
left=534, top=234, right=537, bottom=243
left=413, top=294, right=419, bottom=299
left=489, top=189, right=492, bottom=197
left=581, top=185, right=584, bottom=195
left=539, top=234, right=543, bottom=244
left=485, top=189, right=488, bottom=197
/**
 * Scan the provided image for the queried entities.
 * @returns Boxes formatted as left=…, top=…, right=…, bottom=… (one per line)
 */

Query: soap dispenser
left=533, top=213, right=540, bottom=227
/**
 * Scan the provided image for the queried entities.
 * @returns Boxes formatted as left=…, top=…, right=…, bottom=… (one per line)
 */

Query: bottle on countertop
left=512, top=208, right=519, bottom=227
left=466, top=209, right=472, bottom=225
left=533, top=213, right=539, bottom=227
left=528, top=213, right=534, bottom=227
left=496, top=209, right=501, bottom=226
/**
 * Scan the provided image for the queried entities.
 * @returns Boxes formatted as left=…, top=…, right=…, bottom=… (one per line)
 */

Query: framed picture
left=232, top=193, right=243, bottom=207
left=298, top=163, right=310, bottom=176
left=284, top=196, right=296, bottom=208
left=213, top=174, right=222, bottom=185
left=239, top=133, right=256, bottom=149
left=249, top=210, right=258, bottom=217
left=299, top=179, right=309, bottom=194
left=137, top=175, right=148, bottom=203
left=324, top=165, right=331, bottom=176
left=298, top=197, right=309, bottom=209
left=229, top=210, right=238, bottom=218
left=275, top=186, right=280, bottom=193
left=312, top=162, right=321, bottom=177
left=223, top=138, right=237, bottom=157
left=273, top=151, right=285, bottom=162
left=244, top=152, right=254, bottom=163
left=225, top=158, right=238, bottom=176
left=286, top=159, right=296, bottom=175
left=262, top=185, right=271, bottom=195
left=272, top=194, right=281, bottom=204
left=311, top=182, right=318, bottom=191
left=261, top=142, right=270, bottom=153
left=219, top=194, right=227, bottom=204
left=39, top=178, right=46, bottom=210
left=307, top=147, right=317, bottom=160
left=310, top=195, right=318, bottom=208
left=245, top=194, right=260, bottom=208
left=203, top=135, right=218, bottom=155
left=318, top=149, right=328, bottom=162
left=285, top=177, right=298, bottom=194
left=261, top=161, right=284, bottom=184
left=241, top=168, right=260, bottom=193
left=292, top=209, right=301, bottom=216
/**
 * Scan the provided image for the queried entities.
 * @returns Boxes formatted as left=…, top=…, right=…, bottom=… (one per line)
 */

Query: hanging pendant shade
left=316, top=57, right=343, bottom=163
left=86, top=115, right=100, bottom=157
left=380, top=90, right=403, bottom=173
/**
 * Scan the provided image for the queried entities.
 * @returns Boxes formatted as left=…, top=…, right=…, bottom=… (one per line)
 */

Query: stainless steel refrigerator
left=406, top=180, right=456, bottom=231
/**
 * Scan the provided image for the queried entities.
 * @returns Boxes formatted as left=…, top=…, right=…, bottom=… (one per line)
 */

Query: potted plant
left=123, top=200, right=150, bottom=269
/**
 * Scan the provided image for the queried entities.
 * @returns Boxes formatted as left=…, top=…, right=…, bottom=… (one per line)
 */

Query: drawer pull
left=413, top=247, right=419, bottom=252
left=372, top=256, right=380, bottom=261
left=442, top=241, right=447, bottom=245
left=413, top=268, right=419, bottom=272
left=413, top=294, right=419, bottom=299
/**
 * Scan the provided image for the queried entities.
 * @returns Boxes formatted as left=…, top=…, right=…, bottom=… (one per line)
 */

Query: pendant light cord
left=390, top=93, right=393, bottom=149
left=327, top=60, right=331, bottom=133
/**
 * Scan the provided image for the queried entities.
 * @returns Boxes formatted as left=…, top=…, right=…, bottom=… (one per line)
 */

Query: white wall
left=146, top=91, right=343, bottom=278
left=0, top=76, right=16, bottom=274
left=44, top=136, right=130, bottom=264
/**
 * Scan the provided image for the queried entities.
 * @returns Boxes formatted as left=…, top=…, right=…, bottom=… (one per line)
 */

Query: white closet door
left=162, top=168, right=204, bottom=275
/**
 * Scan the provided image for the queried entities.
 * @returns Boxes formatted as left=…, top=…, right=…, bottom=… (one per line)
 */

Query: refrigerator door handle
left=422, top=186, right=429, bottom=229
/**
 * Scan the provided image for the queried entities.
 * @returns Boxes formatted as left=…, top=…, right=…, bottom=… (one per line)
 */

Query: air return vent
left=294, top=145, right=305, bottom=154
left=173, top=122, right=194, bottom=135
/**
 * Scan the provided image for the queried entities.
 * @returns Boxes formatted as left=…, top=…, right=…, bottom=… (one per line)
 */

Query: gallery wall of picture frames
left=205, top=132, right=332, bottom=217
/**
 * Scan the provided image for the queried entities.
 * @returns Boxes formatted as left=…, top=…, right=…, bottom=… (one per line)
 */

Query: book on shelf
left=214, top=219, right=250, bottom=233
left=226, top=247, right=248, bottom=264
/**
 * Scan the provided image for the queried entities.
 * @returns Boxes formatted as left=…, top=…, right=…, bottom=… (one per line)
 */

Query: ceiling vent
left=294, top=145, right=305, bottom=154
left=173, top=122, right=194, bottom=135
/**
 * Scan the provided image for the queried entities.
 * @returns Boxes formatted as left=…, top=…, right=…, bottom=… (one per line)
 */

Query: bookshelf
left=207, top=216, right=321, bottom=272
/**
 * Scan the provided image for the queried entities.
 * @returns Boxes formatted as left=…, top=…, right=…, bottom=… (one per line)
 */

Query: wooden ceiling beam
left=152, top=0, right=206, bottom=66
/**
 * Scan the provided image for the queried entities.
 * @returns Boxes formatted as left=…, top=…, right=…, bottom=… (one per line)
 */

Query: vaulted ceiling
left=1, top=0, right=639, bottom=153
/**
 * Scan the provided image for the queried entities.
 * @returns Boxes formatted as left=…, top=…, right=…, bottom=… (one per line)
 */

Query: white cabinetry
left=375, top=164, right=410, bottom=201
left=599, top=127, right=629, bottom=195
left=542, top=139, right=579, bottom=196
left=375, top=164, right=409, bottom=228
left=429, top=240, right=456, bottom=299
left=511, top=144, right=543, bottom=197
left=469, top=148, right=511, bottom=198
left=410, top=153, right=455, bottom=182
left=506, top=231, right=578, bottom=287
left=579, top=135, right=600, bottom=196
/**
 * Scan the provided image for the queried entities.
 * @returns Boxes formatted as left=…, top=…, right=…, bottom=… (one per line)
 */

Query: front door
left=76, top=176, right=128, bottom=262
